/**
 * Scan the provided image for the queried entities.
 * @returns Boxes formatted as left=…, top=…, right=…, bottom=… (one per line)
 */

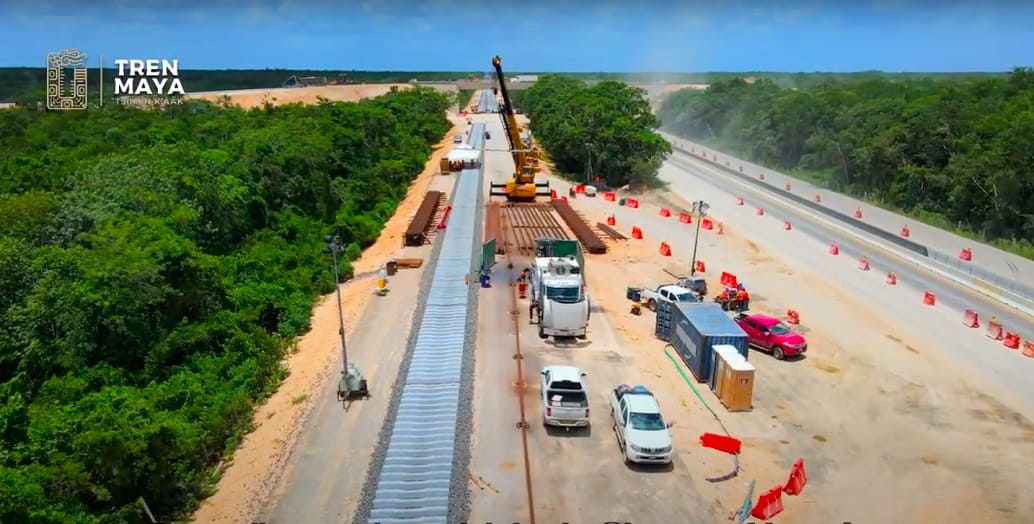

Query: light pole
left=584, top=142, right=593, bottom=184
left=323, top=235, right=349, bottom=373
left=689, top=200, right=710, bottom=277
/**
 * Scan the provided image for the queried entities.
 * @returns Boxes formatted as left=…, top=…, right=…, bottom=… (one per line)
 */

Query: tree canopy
left=0, top=87, right=452, bottom=522
left=658, top=69, right=1034, bottom=257
left=520, top=76, right=671, bottom=188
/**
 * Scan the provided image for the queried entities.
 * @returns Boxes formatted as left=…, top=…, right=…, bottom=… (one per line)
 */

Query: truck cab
left=540, top=365, right=590, bottom=429
left=610, top=385, right=673, bottom=464
left=530, top=253, right=589, bottom=340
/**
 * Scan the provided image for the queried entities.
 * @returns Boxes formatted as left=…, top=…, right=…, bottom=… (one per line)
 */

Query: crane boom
left=492, top=55, right=530, bottom=177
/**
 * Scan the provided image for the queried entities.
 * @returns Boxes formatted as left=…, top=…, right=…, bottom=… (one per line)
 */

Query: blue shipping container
left=669, top=303, right=749, bottom=383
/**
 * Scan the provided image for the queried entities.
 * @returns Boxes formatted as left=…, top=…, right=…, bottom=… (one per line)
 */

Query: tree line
left=0, top=87, right=452, bottom=522
left=519, top=75, right=671, bottom=188
left=658, top=69, right=1034, bottom=258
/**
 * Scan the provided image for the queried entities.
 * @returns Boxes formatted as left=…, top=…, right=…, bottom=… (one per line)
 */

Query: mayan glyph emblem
left=47, top=49, right=89, bottom=110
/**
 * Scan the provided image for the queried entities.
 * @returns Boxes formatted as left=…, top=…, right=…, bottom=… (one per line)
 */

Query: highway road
left=656, top=149, right=1034, bottom=415
left=663, top=133, right=1034, bottom=302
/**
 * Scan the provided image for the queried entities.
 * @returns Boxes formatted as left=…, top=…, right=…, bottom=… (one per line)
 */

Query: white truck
left=610, top=384, right=674, bottom=465
left=540, top=365, right=590, bottom=429
left=530, top=247, right=589, bottom=340
left=637, top=284, right=699, bottom=312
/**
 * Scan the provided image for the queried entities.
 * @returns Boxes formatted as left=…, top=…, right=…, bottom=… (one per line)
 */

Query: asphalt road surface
left=663, top=133, right=1034, bottom=301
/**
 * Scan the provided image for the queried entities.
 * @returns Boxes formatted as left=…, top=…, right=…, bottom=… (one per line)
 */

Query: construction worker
left=736, top=284, right=750, bottom=311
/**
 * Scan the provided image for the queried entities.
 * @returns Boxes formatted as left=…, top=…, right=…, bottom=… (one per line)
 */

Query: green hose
left=664, top=345, right=730, bottom=435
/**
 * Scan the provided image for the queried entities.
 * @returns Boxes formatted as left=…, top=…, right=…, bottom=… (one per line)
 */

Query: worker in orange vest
left=735, top=285, right=750, bottom=311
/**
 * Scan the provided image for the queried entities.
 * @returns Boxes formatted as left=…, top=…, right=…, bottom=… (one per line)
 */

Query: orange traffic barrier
left=436, top=204, right=452, bottom=230
left=886, top=272, right=897, bottom=285
left=751, top=486, right=785, bottom=520
left=829, top=243, right=839, bottom=255
left=783, top=458, right=808, bottom=496
left=962, top=309, right=979, bottom=328
left=1023, top=341, right=1034, bottom=358
left=736, top=196, right=744, bottom=205
left=900, top=225, right=910, bottom=237
left=986, top=320, right=1004, bottom=340
left=701, top=218, right=714, bottom=230
left=814, top=193, right=821, bottom=203
left=699, top=432, right=741, bottom=454
left=575, top=184, right=585, bottom=193
left=1004, top=332, right=1021, bottom=349
left=631, top=226, right=643, bottom=239
left=759, top=173, right=766, bottom=181
left=716, top=222, right=724, bottom=234
left=695, top=260, right=706, bottom=273
left=604, top=191, right=616, bottom=202
left=550, top=189, right=557, bottom=198
left=626, top=198, right=639, bottom=208
left=784, top=182, right=791, bottom=191
left=858, top=256, right=870, bottom=271
left=678, top=211, right=692, bottom=223
left=606, top=215, right=616, bottom=226
left=659, top=207, right=671, bottom=217
left=853, top=206, right=863, bottom=219
left=959, top=248, right=972, bottom=261
left=756, top=207, right=765, bottom=216
left=720, top=272, right=738, bottom=287
left=784, top=221, right=792, bottom=231
left=923, top=291, right=936, bottom=306
left=786, top=309, right=800, bottom=325
left=659, top=242, right=671, bottom=256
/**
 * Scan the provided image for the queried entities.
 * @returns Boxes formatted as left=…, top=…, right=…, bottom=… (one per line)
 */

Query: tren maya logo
left=46, top=48, right=186, bottom=110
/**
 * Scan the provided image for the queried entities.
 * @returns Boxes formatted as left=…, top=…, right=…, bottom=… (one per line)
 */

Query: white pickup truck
left=540, top=365, right=590, bottom=429
left=610, top=384, right=674, bottom=464
left=638, top=284, right=699, bottom=312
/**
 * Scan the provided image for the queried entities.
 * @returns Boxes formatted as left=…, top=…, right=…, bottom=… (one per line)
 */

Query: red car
left=734, top=313, right=807, bottom=360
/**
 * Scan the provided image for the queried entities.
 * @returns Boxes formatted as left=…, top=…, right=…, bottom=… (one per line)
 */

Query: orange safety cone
left=695, top=260, right=706, bottom=273
left=736, top=196, right=744, bottom=205
left=853, top=207, right=863, bottom=219
left=659, top=207, right=671, bottom=217
left=518, top=281, right=527, bottom=299
left=900, top=225, right=910, bottom=237
left=829, top=243, right=839, bottom=255
left=751, top=486, right=785, bottom=520
left=1022, top=341, right=1034, bottom=358
left=659, top=242, right=671, bottom=256
left=784, top=221, right=792, bottom=231
left=631, top=226, right=643, bottom=239
left=962, top=309, right=979, bottom=328
left=784, top=182, right=792, bottom=191
left=606, top=215, right=616, bottom=226
left=550, top=189, right=557, bottom=199
left=858, top=256, right=870, bottom=271
left=814, top=193, right=821, bottom=203
left=783, top=458, right=808, bottom=496
left=756, top=207, right=765, bottom=216
left=886, top=272, right=897, bottom=285
left=759, top=173, right=766, bottom=181
left=716, top=222, right=724, bottom=235
left=1004, top=333, right=1021, bottom=349
left=923, top=291, right=936, bottom=306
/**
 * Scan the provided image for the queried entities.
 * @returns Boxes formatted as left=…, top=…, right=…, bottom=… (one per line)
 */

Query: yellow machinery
left=488, top=55, right=550, bottom=202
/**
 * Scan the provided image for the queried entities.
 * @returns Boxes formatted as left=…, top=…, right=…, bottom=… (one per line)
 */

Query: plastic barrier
left=699, top=432, right=741, bottom=454
left=695, top=260, right=706, bottom=273
left=720, top=271, right=738, bottom=287
left=756, top=207, right=765, bottom=216
left=1023, top=341, right=1034, bottom=358
left=659, top=207, right=671, bottom=217
left=659, top=242, right=671, bottom=256
left=716, top=222, right=724, bottom=235
left=604, top=191, right=616, bottom=202
left=1004, top=333, right=1020, bottom=349
left=783, top=458, right=808, bottom=496
left=759, top=173, right=766, bottom=181
left=606, top=215, right=616, bottom=226
left=678, top=211, right=692, bottom=223
left=886, top=272, right=897, bottom=285
left=900, top=225, right=910, bottom=237
left=986, top=321, right=1004, bottom=340
left=858, top=257, right=870, bottom=271
left=829, top=244, right=839, bottom=255
left=626, top=198, right=639, bottom=209
left=436, top=204, right=452, bottom=230
left=561, top=195, right=568, bottom=202
left=550, top=189, right=557, bottom=198
left=924, top=291, right=936, bottom=306
left=631, top=226, right=643, bottom=239
left=814, top=193, right=821, bottom=203
left=786, top=309, right=800, bottom=325
left=751, top=486, right=785, bottom=520
left=853, top=207, right=863, bottom=219
left=701, top=218, right=714, bottom=230
left=962, top=309, right=979, bottom=328
left=784, top=221, right=792, bottom=231
left=784, top=182, right=792, bottom=191
left=959, top=248, right=972, bottom=261
left=736, top=196, right=744, bottom=205
left=575, top=184, right=585, bottom=193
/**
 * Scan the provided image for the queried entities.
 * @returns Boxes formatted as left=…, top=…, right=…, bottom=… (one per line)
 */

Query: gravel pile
left=352, top=163, right=484, bottom=524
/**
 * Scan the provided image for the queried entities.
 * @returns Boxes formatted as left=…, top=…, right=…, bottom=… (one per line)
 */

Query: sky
left=1, top=0, right=1033, bottom=72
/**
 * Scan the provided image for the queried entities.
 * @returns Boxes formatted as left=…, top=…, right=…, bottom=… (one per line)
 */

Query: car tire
left=773, top=346, right=785, bottom=360
left=646, top=299, right=656, bottom=312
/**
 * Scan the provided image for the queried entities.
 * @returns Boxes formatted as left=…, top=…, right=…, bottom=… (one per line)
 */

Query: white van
left=453, top=134, right=464, bottom=143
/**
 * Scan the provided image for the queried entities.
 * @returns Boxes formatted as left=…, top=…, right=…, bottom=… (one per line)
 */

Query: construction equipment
left=337, top=362, right=370, bottom=405
left=488, top=55, right=550, bottom=202
left=529, top=239, right=589, bottom=340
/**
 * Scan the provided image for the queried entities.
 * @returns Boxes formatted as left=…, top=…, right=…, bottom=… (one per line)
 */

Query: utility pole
left=689, top=200, right=710, bottom=277
left=324, top=235, right=349, bottom=373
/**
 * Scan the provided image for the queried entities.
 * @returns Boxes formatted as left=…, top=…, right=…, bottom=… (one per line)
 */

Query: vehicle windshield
left=675, top=292, right=696, bottom=302
left=770, top=322, right=792, bottom=335
left=547, top=390, right=587, bottom=407
left=545, top=285, right=581, bottom=303
left=629, top=412, right=666, bottom=430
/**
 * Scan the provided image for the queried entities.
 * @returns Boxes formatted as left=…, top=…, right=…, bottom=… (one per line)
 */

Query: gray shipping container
left=669, top=303, right=749, bottom=383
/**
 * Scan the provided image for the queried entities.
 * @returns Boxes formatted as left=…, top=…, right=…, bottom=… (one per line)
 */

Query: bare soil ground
left=187, top=84, right=417, bottom=108
left=537, top=164, right=1034, bottom=524
left=190, top=111, right=467, bottom=523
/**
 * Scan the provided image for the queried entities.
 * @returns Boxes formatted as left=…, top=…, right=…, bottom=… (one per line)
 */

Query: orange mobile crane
left=488, top=55, right=550, bottom=202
